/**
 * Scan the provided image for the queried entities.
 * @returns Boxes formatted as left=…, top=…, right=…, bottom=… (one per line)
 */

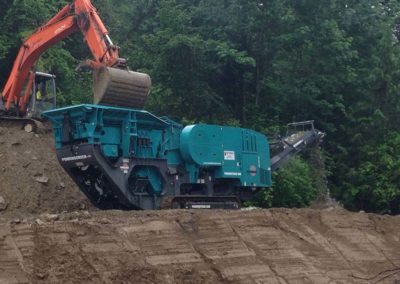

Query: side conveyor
left=270, top=121, right=324, bottom=171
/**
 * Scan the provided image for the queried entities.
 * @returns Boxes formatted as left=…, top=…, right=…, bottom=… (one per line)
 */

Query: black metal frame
left=57, top=142, right=247, bottom=210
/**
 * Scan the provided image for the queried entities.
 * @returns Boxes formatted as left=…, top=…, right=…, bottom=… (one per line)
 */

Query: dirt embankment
left=0, top=209, right=399, bottom=284
left=0, top=122, right=400, bottom=284
left=0, top=122, right=92, bottom=217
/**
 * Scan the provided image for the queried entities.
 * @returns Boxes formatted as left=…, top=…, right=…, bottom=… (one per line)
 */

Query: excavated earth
left=0, top=122, right=92, bottom=217
left=1, top=122, right=400, bottom=284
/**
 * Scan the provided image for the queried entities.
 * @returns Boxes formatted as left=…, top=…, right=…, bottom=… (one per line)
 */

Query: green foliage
left=1, top=0, right=400, bottom=213
left=272, top=157, right=318, bottom=208
left=250, top=157, right=317, bottom=208
left=337, top=133, right=400, bottom=214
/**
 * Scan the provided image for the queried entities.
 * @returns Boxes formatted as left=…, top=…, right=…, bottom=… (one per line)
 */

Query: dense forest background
left=1, top=0, right=400, bottom=214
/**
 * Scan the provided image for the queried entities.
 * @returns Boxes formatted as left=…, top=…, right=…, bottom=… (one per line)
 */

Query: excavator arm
left=1, top=0, right=151, bottom=115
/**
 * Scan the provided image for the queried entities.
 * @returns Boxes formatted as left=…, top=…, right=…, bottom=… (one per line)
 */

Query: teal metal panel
left=43, top=104, right=271, bottom=189
left=180, top=125, right=223, bottom=166
left=42, top=104, right=182, bottom=161
left=101, top=144, right=118, bottom=158
left=180, top=124, right=272, bottom=187
left=133, top=167, right=163, bottom=194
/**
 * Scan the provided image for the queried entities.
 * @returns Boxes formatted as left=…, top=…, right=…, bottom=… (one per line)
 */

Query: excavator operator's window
left=31, top=74, right=56, bottom=115
left=35, top=80, right=42, bottom=101
left=35, top=78, right=48, bottom=101
left=27, top=73, right=56, bottom=117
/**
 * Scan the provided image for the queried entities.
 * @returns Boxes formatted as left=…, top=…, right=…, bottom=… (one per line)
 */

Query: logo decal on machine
left=224, top=172, right=242, bottom=176
left=61, top=155, right=92, bottom=162
left=54, top=24, right=66, bottom=35
left=224, top=151, right=235, bottom=161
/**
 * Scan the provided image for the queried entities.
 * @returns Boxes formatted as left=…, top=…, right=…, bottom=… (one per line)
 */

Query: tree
left=1, top=0, right=400, bottom=213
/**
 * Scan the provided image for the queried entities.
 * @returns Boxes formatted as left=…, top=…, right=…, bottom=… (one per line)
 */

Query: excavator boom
left=1, top=0, right=151, bottom=115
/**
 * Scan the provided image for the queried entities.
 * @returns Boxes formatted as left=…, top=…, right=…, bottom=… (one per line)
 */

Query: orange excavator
left=0, top=0, right=151, bottom=120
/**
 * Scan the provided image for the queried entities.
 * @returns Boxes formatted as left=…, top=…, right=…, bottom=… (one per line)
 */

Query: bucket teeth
left=93, top=67, right=151, bottom=109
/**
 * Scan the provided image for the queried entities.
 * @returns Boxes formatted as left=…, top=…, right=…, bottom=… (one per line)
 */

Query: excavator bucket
left=93, top=66, right=151, bottom=109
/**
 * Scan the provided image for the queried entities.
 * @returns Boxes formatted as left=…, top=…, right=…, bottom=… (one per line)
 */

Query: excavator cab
left=27, top=72, right=57, bottom=118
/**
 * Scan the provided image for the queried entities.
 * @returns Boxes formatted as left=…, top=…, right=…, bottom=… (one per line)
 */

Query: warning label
left=224, top=151, right=235, bottom=161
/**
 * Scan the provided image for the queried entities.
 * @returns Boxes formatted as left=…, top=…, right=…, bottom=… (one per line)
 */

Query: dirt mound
left=1, top=208, right=399, bottom=283
left=0, top=122, right=93, bottom=217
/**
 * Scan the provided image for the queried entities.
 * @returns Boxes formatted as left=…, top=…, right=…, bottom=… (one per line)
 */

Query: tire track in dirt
left=0, top=223, right=30, bottom=284
left=2, top=209, right=399, bottom=284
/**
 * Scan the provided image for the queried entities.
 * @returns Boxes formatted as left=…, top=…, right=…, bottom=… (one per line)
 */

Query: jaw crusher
left=43, top=104, right=323, bottom=210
